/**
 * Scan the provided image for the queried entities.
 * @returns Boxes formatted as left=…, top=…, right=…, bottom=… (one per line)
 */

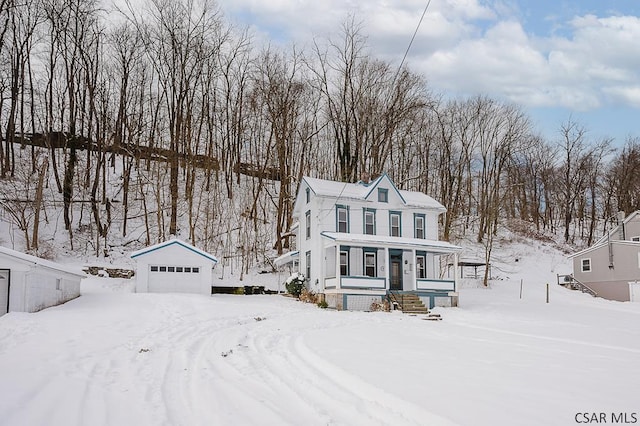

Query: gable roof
left=362, top=173, right=407, bottom=204
left=595, top=210, right=640, bottom=245
left=130, top=239, right=218, bottom=263
left=568, top=239, right=640, bottom=259
left=0, top=246, right=85, bottom=278
left=302, top=173, right=445, bottom=210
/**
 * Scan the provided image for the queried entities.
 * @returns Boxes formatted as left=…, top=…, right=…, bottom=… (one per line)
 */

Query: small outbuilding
left=130, top=239, right=218, bottom=294
left=0, top=246, right=84, bottom=316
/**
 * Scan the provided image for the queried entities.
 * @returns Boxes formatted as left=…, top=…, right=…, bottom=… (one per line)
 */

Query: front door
left=0, top=270, right=9, bottom=316
left=390, top=252, right=403, bottom=291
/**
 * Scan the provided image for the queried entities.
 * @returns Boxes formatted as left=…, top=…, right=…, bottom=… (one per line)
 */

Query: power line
left=394, top=0, right=432, bottom=84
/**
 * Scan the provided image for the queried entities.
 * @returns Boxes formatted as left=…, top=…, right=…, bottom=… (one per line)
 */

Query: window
left=378, top=188, right=388, bottom=203
left=305, top=210, right=311, bottom=239
left=364, top=209, right=376, bottom=235
left=414, top=214, right=425, bottom=239
left=56, top=278, right=61, bottom=291
left=390, top=212, right=401, bottom=237
left=152, top=265, right=197, bottom=273
left=306, top=187, right=310, bottom=203
left=581, top=258, right=591, bottom=273
left=340, top=250, right=349, bottom=276
left=633, top=236, right=640, bottom=242
left=364, top=252, right=377, bottom=277
left=416, top=254, right=426, bottom=279
left=306, top=251, right=311, bottom=280
left=336, top=205, right=349, bottom=233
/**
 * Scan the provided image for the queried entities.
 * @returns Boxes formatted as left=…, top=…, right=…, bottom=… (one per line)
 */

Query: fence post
left=520, top=279, right=523, bottom=299
left=546, top=283, right=549, bottom=303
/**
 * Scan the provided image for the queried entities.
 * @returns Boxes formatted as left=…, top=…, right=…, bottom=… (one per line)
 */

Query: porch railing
left=557, top=274, right=597, bottom=297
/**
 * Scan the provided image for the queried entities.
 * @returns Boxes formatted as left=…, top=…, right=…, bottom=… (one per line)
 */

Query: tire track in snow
left=203, top=314, right=459, bottom=426
left=448, top=322, right=640, bottom=354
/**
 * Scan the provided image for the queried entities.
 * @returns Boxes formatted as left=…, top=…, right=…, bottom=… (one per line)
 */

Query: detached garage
left=0, top=246, right=84, bottom=316
left=131, top=239, right=218, bottom=294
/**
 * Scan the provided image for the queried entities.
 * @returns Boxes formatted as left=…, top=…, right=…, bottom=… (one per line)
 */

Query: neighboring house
left=292, top=173, right=462, bottom=311
left=131, top=239, right=218, bottom=294
left=0, top=246, right=84, bottom=316
left=569, top=211, right=640, bottom=302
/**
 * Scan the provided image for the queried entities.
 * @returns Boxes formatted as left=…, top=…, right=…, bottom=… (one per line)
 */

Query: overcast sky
left=215, top=0, right=640, bottom=144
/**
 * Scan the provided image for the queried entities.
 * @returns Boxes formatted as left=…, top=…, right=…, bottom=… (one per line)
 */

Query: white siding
left=0, top=252, right=82, bottom=314
left=133, top=244, right=215, bottom=294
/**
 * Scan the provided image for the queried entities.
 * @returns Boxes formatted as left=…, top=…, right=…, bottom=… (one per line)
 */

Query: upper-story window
left=581, top=258, right=591, bottom=272
left=414, top=214, right=425, bottom=239
left=305, top=210, right=311, bottom=239
left=336, top=205, right=349, bottom=233
left=390, top=211, right=401, bottom=237
left=364, top=208, right=376, bottom=235
left=632, top=236, right=640, bottom=242
left=306, top=187, right=310, bottom=203
left=378, top=188, right=388, bottom=203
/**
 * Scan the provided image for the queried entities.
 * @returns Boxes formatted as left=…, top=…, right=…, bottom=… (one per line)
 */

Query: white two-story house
left=292, top=173, right=461, bottom=311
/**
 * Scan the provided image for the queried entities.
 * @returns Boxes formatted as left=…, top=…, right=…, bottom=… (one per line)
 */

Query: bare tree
left=556, top=119, right=595, bottom=243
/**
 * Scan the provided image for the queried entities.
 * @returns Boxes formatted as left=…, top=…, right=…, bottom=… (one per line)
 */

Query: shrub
left=317, top=300, right=328, bottom=309
left=370, top=299, right=390, bottom=312
left=299, top=288, right=318, bottom=304
left=285, top=272, right=305, bottom=298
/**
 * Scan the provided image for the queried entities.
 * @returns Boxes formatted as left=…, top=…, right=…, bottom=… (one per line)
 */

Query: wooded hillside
left=1, top=0, right=639, bottom=276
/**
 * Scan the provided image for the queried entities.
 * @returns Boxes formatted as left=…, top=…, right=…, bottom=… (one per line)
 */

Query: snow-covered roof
left=568, top=239, right=640, bottom=259
left=594, top=210, right=640, bottom=245
left=0, top=246, right=86, bottom=278
left=130, top=239, right=218, bottom=263
left=274, top=250, right=299, bottom=267
left=303, top=173, right=445, bottom=210
left=321, top=232, right=462, bottom=253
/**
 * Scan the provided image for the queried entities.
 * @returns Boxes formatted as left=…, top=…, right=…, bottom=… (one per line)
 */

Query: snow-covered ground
left=1, top=245, right=639, bottom=426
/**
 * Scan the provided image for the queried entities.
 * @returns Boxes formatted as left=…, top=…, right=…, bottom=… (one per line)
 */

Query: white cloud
left=215, top=0, right=640, bottom=111
left=603, top=86, right=640, bottom=108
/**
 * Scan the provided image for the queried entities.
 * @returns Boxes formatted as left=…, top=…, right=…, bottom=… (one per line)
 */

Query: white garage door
left=148, top=265, right=203, bottom=293
left=0, top=270, right=9, bottom=316
left=630, top=282, right=640, bottom=303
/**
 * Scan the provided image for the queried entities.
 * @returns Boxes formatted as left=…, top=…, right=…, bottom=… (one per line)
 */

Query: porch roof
left=320, top=232, right=462, bottom=253
left=274, top=250, right=299, bottom=267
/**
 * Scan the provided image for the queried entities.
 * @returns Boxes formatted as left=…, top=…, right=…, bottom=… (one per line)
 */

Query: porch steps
left=557, top=274, right=597, bottom=297
left=390, top=293, right=429, bottom=314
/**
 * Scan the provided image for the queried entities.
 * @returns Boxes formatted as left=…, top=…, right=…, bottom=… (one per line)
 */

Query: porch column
left=453, top=252, right=459, bottom=291
left=412, top=248, right=417, bottom=291
left=385, top=247, right=390, bottom=291
left=336, top=244, right=341, bottom=289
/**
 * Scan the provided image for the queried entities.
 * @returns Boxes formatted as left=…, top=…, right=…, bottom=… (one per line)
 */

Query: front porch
left=320, top=232, right=461, bottom=310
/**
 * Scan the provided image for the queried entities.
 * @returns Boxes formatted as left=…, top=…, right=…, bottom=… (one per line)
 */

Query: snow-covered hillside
left=1, top=239, right=638, bottom=426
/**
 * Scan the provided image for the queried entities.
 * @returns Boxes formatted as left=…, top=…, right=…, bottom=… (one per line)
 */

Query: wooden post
left=546, top=283, right=549, bottom=303
left=519, top=279, right=523, bottom=299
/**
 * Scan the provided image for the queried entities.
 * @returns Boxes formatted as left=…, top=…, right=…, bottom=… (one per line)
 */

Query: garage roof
left=0, top=246, right=85, bottom=278
left=130, top=239, right=218, bottom=263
